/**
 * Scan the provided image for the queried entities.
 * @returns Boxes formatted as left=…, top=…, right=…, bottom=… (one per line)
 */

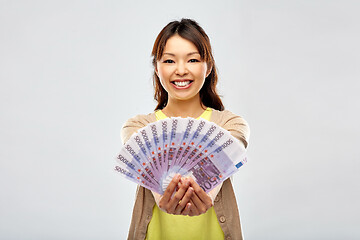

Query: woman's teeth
left=174, top=81, right=191, bottom=87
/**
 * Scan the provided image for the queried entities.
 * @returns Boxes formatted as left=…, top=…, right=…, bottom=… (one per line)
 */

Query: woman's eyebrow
left=163, top=52, right=200, bottom=56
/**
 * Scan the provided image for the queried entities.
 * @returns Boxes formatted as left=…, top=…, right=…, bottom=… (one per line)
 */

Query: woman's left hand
left=181, top=177, right=213, bottom=216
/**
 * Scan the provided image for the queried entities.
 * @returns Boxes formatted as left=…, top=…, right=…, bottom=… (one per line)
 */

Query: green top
left=145, top=107, right=224, bottom=240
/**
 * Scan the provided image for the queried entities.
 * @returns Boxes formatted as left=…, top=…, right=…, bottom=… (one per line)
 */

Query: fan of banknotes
left=114, top=117, right=247, bottom=194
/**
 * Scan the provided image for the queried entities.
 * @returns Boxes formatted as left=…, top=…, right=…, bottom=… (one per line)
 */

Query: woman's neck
left=162, top=96, right=206, bottom=118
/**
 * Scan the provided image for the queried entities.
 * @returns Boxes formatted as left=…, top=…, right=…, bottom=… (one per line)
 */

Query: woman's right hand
left=158, top=174, right=194, bottom=216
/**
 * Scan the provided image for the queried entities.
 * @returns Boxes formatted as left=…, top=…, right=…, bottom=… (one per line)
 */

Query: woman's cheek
left=159, top=79, right=169, bottom=92
left=159, top=67, right=173, bottom=80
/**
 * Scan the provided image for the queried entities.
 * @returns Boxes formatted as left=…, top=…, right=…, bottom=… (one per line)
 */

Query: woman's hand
left=185, top=177, right=213, bottom=216
left=158, top=174, right=194, bottom=215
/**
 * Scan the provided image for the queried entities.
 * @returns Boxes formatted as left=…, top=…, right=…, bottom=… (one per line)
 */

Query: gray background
left=1, top=0, right=359, bottom=239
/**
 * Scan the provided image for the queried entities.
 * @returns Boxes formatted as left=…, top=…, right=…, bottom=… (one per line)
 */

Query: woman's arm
left=120, top=113, right=156, bottom=143
left=186, top=110, right=250, bottom=216
left=212, top=109, right=250, bottom=148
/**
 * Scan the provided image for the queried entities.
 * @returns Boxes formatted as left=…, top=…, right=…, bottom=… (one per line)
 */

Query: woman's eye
left=189, top=59, right=200, bottom=63
left=163, top=59, right=174, bottom=63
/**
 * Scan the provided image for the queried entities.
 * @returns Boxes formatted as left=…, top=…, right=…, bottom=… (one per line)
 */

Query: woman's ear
left=206, top=64, right=213, bottom=78
left=155, top=65, right=159, bottom=77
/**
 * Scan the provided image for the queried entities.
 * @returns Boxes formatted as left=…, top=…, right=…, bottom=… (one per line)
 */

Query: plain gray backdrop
left=1, top=0, right=359, bottom=239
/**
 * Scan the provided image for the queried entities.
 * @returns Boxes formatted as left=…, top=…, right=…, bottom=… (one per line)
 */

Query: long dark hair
left=151, top=19, right=224, bottom=111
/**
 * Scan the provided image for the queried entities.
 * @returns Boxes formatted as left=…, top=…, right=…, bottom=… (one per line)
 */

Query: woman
left=121, top=19, right=250, bottom=240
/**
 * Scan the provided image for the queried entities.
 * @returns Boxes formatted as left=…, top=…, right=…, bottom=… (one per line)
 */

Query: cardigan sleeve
left=213, top=110, right=250, bottom=148
left=120, top=113, right=157, bottom=144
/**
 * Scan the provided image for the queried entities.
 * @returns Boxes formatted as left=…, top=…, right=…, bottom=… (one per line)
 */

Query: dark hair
left=151, top=18, right=224, bottom=111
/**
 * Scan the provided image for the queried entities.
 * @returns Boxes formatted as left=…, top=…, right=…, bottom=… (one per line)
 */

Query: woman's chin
left=170, top=93, right=199, bottom=102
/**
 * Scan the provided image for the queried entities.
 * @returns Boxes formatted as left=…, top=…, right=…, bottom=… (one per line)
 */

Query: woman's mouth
left=171, top=80, right=193, bottom=89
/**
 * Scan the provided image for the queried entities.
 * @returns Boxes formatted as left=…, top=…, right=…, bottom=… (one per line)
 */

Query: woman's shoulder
left=123, top=112, right=157, bottom=125
left=210, top=108, right=248, bottom=125
left=210, top=108, right=250, bottom=148
left=120, top=112, right=157, bottom=144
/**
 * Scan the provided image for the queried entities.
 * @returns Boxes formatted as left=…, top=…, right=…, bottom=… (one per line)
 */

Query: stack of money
left=115, top=117, right=247, bottom=194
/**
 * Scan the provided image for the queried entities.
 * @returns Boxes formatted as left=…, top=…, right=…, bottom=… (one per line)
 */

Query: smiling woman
left=121, top=19, right=250, bottom=240
left=151, top=19, right=224, bottom=116
left=155, top=35, right=210, bottom=106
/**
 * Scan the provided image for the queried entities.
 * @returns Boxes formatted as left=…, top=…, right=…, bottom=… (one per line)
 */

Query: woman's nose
left=175, top=62, right=188, bottom=76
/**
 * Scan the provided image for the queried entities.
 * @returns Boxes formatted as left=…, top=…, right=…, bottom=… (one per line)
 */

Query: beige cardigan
left=121, top=109, right=250, bottom=240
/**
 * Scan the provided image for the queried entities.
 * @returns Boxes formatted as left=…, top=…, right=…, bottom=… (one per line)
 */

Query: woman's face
left=156, top=34, right=210, bottom=102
